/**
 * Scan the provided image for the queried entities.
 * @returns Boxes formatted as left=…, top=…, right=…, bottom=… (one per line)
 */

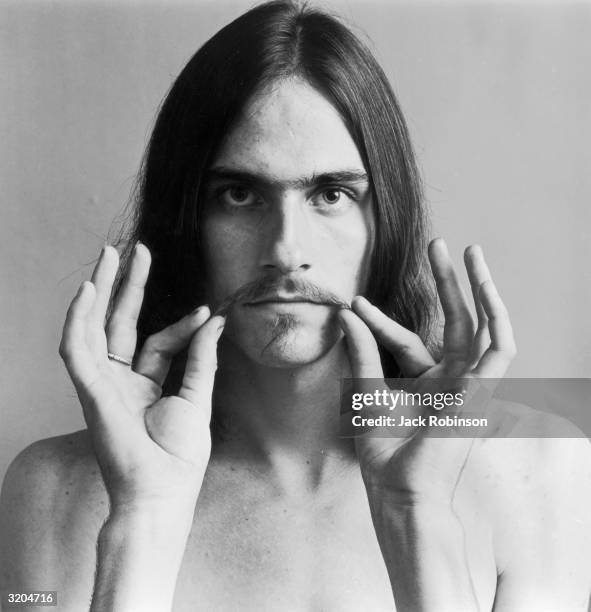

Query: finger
left=429, top=238, right=475, bottom=363
left=135, top=306, right=212, bottom=386
left=472, top=280, right=517, bottom=378
left=106, top=242, right=151, bottom=363
left=464, top=244, right=491, bottom=362
left=178, top=314, right=226, bottom=412
left=470, top=329, right=490, bottom=370
left=89, top=246, right=119, bottom=330
left=59, top=281, right=100, bottom=388
left=337, top=308, right=384, bottom=379
left=463, top=244, right=490, bottom=329
left=351, top=296, right=435, bottom=377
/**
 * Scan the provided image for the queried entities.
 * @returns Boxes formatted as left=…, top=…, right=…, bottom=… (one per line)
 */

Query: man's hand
left=59, top=243, right=224, bottom=511
left=59, top=243, right=225, bottom=610
left=338, top=238, right=517, bottom=611
left=339, top=238, right=515, bottom=504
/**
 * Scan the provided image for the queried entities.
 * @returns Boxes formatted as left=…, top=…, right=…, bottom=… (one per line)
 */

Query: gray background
left=2, top=0, right=590, bottom=483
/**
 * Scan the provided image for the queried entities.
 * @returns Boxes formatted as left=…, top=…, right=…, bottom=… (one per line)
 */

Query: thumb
left=177, top=314, right=226, bottom=412
left=338, top=308, right=384, bottom=379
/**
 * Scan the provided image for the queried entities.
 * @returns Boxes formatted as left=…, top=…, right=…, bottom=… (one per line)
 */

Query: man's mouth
left=213, top=278, right=351, bottom=316
left=247, top=294, right=321, bottom=305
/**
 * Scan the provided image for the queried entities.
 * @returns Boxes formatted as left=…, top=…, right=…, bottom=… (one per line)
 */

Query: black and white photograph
left=1, top=1, right=590, bottom=610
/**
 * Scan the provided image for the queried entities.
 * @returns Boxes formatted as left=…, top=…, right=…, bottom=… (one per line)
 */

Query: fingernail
left=216, top=318, right=226, bottom=340
left=192, top=304, right=208, bottom=316
left=352, top=295, right=373, bottom=311
left=101, top=244, right=116, bottom=260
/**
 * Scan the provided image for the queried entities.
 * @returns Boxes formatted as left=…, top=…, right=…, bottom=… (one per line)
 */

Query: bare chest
left=172, top=475, right=395, bottom=611
left=169, top=464, right=500, bottom=611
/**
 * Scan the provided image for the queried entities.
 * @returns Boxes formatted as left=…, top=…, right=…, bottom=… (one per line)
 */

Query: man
left=1, top=1, right=589, bottom=610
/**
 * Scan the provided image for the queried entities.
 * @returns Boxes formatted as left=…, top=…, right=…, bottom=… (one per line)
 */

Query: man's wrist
left=367, top=493, right=461, bottom=545
left=104, top=497, right=197, bottom=551
left=109, top=494, right=197, bottom=521
left=362, top=475, right=457, bottom=511
left=91, top=500, right=196, bottom=612
left=102, top=500, right=196, bottom=550
left=367, top=499, right=479, bottom=611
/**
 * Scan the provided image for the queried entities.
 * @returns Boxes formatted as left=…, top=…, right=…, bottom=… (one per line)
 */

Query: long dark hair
left=116, top=0, right=437, bottom=383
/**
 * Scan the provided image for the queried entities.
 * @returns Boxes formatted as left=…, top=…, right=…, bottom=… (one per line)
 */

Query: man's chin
left=224, top=311, right=343, bottom=369
left=251, top=342, right=334, bottom=369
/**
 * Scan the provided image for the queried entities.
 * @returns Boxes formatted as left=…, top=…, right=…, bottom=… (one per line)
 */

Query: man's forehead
left=212, top=79, right=366, bottom=181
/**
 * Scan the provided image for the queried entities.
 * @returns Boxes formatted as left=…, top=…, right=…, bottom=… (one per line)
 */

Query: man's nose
left=259, top=196, right=312, bottom=274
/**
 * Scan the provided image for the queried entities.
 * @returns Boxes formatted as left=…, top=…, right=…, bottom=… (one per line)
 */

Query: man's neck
left=210, top=338, right=357, bottom=495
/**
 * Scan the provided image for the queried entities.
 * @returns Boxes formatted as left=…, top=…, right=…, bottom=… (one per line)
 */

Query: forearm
left=368, top=493, right=479, bottom=612
left=91, top=502, right=195, bottom=612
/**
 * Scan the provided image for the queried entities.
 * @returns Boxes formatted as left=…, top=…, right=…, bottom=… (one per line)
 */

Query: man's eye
left=322, top=189, right=341, bottom=204
left=312, top=188, right=355, bottom=210
left=219, top=186, right=259, bottom=206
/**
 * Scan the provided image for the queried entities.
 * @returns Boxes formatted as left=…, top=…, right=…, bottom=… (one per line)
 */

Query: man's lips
left=246, top=295, right=321, bottom=305
left=213, top=279, right=351, bottom=316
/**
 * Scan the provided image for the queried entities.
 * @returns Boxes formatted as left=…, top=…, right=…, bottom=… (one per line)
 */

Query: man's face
left=202, top=78, right=374, bottom=367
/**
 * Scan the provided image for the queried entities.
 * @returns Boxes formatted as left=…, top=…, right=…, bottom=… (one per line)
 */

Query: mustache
left=213, top=276, right=352, bottom=316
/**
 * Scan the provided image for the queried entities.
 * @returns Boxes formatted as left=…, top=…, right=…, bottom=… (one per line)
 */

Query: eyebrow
left=204, top=166, right=369, bottom=190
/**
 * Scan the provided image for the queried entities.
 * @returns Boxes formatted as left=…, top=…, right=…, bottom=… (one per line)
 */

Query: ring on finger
left=107, top=352, right=133, bottom=366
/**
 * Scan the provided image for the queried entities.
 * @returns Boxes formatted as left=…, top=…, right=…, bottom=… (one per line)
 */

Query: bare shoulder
left=0, top=430, right=108, bottom=606
left=463, top=401, right=591, bottom=586
left=466, top=399, right=590, bottom=495
left=1, top=429, right=107, bottom=514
